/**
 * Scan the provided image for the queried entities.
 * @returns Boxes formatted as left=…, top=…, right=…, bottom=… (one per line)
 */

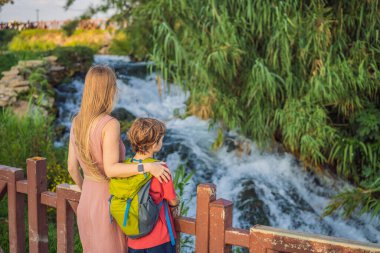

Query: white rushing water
left=55, top=55, right=380, bottom=246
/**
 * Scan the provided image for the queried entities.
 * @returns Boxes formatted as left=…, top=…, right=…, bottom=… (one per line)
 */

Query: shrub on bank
left=52, top=46, right=94, bottom=75
left=109, top=30, right=130, bottom=56
left=8, top=29, right=109, bottom=52
left=0, top=109, right=72, bottom=190
left=0, top=30, right=18, bottom=50
left=8, top=29, right=60, bottom=51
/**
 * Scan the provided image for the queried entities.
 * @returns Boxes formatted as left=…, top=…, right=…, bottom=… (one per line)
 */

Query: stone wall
left=0, top=56, right=65, bottom=116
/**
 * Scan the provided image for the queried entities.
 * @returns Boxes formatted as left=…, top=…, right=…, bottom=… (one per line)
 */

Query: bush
left=62, top=19, right=80, bottom=36
left=0, top=30, right=18, bottom=50
left=8, top=29, right=108, bottom=52
left=64, top=29, right=107, bottom=51
left=0, top=52, right=18, bottom=77
left=109, top=30, right=131, bottom=55
left=52, top=46, right=94, bottom=75
left=0, top=109, right=72, bottom=190
left=8, top=29, right=61, bottom=51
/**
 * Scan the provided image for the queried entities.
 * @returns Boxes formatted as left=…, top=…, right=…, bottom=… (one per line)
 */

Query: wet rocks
left=111, top=107, right=136, bottom=133
left=111, top=107, right=136, bottom=122
left=235, top=178, right=270, bottom=227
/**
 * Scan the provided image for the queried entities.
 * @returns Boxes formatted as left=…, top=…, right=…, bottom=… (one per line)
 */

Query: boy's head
left=127, top=118, right=166, bottom=154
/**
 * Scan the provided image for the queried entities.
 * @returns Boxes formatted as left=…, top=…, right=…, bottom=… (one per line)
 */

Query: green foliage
left=0, top=30, right=18, bottom=50
left=0, top=109, right=72, bottom=191
left=323, top=178, right=380, bottom=219
left=8, top=29, right=108, bottom=52
left=62, top=19, right=80, bottom=36
left=130, top=0, right=380, bottom=219
left=172, top=164, right=194, bottom=251
left=108, top=21, right=154, bottom=59
left=8, top=30, right=58, bottom=51
left=212, top=128, right=224, bottom=151
left=109, top=30, right=131, bottom=55
left=0, top=52, right=18, bottom=77
left=173, top=164, right=194, bottom=217
left=52, top=46, right=94, bottom=75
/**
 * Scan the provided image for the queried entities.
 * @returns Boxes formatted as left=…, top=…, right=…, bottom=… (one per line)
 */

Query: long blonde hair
left=72, top=65, right=117, bottom=179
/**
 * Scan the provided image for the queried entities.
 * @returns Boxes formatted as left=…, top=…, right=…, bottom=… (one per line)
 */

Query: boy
left=125, top=118, right=179, bottom=253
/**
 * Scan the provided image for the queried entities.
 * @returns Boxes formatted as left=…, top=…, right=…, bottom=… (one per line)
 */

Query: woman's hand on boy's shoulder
left=146, top=162, right=171, bottom=183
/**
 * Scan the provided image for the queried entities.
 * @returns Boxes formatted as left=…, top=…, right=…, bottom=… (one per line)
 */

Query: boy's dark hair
left=127, top=118, right=166, bottom=154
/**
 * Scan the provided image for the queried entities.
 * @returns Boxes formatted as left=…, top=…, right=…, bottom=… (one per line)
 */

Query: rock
left=9, top=80, right=29, bottom=88
left=48, top=65, right=66, bottom=85
left=44, top=55, right=58, bottom=63
left=49, top=66, right=65, bottom=72
left=2, top=69, right=19, bottom=76
left=13, top=86, right=29, bottom=93
left=111, top=107, right=136, bottom=122
left=236, top=179, right=270, bottom=227
left=19, top=60, right=44, bottom=68
left=0, top=74, right=18, bottom=83
left=54, top=124, right=67, bottom=139
left=11, top=100, right=30, bottom=117
left=0, top=89, right=17, bottom=107
left=0, top=97, right=13, bottom=107
left=38, top=96, right=55, bottom=110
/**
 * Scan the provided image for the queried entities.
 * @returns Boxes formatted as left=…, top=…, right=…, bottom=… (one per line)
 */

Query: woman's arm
left=68, top=138, right=83, bottom=190
left=102, top=119, right=171, bottom=182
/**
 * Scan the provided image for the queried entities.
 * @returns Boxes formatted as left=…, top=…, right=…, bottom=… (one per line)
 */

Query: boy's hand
left=170, top=205, right=180, bottom=218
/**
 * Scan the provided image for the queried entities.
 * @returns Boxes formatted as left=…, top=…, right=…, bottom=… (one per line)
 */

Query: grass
left=0, top=109, right=80, bottom=251
left=8, top=29, right=109, bottom=52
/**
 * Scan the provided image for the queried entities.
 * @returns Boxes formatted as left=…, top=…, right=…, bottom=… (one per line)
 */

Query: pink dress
left=70, top=115, right=127, bottom=253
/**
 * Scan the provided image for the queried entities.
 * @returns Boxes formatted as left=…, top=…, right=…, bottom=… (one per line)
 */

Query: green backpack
left=108, top=158, right=175, bottom=245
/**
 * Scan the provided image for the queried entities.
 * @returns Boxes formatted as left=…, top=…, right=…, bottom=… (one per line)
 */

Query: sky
left=0, top=0, right=109, bottom=22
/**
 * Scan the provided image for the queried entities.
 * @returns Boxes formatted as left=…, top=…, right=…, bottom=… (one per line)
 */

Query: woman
left=67, top=65, right=170, bottom=253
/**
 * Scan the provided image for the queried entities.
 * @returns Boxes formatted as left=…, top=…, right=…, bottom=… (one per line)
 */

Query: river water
left=55, top=55, right=380, bottom=246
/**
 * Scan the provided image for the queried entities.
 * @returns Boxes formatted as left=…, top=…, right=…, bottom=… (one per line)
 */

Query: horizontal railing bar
left=56, top=184, right=81, bottom=201
left=225, top=227, right=250, bottom=247
left=174, top=217, right=196, bottom=235
left=41, top=191, right=57, bottom=208
left=251, top=225, right=380, bottom=251
left=16, top=180, right=28, bottom=194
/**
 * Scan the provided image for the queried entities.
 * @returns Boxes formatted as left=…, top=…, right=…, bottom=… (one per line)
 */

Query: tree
left=142, top=0, right=380, bottom=219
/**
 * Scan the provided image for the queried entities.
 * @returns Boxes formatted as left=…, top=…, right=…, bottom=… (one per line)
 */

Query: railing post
left=2, top=166, right=26, bottom=253
left=209, top=199, right=233, bottom=253
left=56, top=185, right=76, bottom=253
left=195, top=183, right=216, bottom=253
left=27, top=157, right=48, bottom=253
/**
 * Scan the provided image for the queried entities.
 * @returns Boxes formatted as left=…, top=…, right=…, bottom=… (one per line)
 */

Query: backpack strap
left=164, top=200, right=176, bottom=246
left=123, top=198, right=132, bottom=227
